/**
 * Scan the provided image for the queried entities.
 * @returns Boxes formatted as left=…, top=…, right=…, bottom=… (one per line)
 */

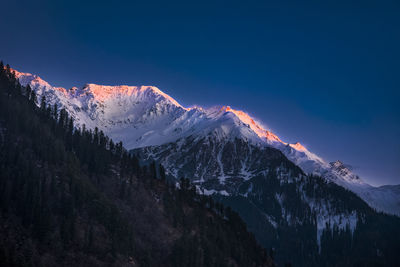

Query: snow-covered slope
left=13, top=68, right=400, bottom=216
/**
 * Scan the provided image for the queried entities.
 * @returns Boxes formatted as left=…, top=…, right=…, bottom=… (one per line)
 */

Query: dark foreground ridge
left=0, top=63, right=273, bottom=266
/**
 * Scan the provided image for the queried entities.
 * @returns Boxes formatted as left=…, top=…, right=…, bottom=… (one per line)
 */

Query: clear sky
left=2, top=0, right=399, bottom=186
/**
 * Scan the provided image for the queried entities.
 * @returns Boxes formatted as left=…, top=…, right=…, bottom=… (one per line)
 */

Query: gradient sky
left=2, top=0, right=399, bottom=186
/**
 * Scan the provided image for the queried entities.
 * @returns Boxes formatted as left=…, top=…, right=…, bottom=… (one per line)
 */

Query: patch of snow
left=202, top=188, right=230, bottom=196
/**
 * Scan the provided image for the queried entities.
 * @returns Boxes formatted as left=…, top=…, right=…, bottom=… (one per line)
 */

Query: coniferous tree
left=30, top=90, right=37, bottom=104
left=40, top=95, right=46, bottom=111
left=160, top=164, right=166, bottom=181
left=150, top=161, right=157, bottom=179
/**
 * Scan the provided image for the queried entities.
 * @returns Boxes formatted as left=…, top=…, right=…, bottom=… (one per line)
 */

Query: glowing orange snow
left=86, top=84, right=185, bottom=108
left=221, top=106, right=307, bottom=151
left=11, top=68, right=307, bottom=152
left=289, top=142, right=307, bottom=151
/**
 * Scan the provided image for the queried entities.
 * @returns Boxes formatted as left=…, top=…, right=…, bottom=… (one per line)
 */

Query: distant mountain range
left=12, top=67, right=400, bottom=265
left=0, top=66, right=273, bottom=266
left=14, top=68, right=400, bottom=216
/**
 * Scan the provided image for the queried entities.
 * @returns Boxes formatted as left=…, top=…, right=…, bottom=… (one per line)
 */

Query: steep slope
left=135, top=136, right=400, bottom=266
left=9, top=65, right=400, bottom=266
left=0, top=64, right=273, bottom=267
left=13, top=68, right=400, bottom=216
left=133, top=137, right=400, bottom=266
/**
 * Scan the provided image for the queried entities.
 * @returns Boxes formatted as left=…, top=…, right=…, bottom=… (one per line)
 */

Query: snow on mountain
left=13, top=68, right=400, bottom=216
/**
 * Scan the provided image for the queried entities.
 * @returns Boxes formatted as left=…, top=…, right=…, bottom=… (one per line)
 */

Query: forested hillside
left=0, top=63, right=273, bottom=266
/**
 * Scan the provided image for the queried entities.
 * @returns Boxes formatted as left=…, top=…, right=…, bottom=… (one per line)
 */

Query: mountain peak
left=11, top=67, right=317, bottom=157
left=331, top=160, right=343, bottom=165
left=12, top=67, right=313, bottom=154
left=12, top=68, right=185, bottom=110
left=80, top=83, right=184, bottom=108
left=289, top=142, right=307, bottom=151
left=329, top=160, right=361, bottom=182
left=12, top=69, right=51, bottom=89
left=330, top=160, right=349, bottom=169
left=221, top=106, right=284, bottom=143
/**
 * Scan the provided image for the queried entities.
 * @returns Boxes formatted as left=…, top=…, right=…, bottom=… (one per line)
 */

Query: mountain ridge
left=0, top=65, right=274, bottom=266
left=6, top=65, right=400, bottom=266
left=11, top=67, right=400, bottom=216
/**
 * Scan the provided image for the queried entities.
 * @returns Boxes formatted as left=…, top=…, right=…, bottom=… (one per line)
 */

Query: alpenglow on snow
left=13, top=68, right=400, bottom=217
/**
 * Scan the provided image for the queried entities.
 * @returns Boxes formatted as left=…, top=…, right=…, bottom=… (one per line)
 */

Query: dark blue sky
left=2, top=0, right=399, bottom=185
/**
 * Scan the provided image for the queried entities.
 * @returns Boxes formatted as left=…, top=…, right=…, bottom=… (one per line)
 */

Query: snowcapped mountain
left=13, top=68, right=400, bottom=216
